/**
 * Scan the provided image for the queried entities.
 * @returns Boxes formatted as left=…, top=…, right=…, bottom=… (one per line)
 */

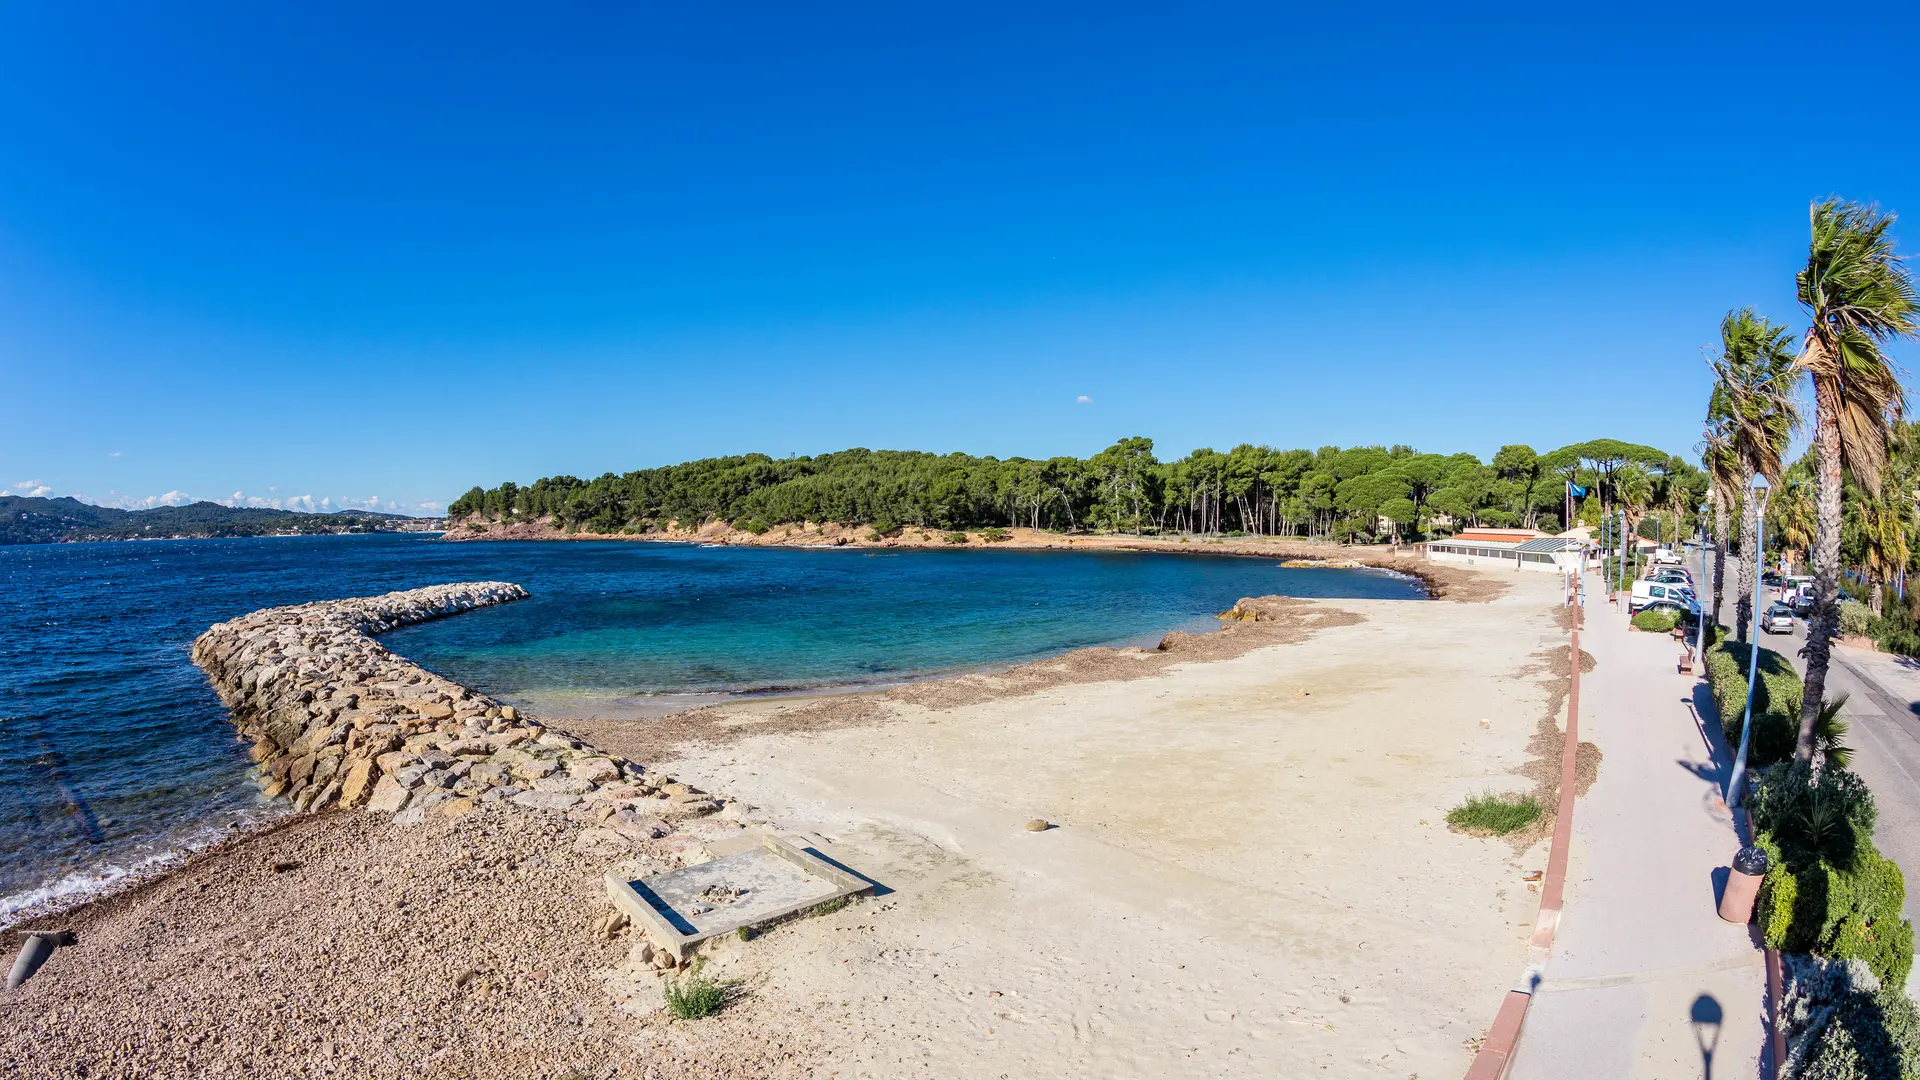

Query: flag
left=1570, top=484, right=1589, bottom=498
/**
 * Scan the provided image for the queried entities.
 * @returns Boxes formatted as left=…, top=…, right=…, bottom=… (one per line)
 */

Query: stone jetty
left=191, top=582, right=728, bottom=825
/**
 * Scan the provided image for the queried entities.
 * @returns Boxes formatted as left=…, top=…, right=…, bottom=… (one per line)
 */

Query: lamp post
left=1618, top=509, right=1631, bottom=603
left=1694, top=501, right=1710, bottom=672
left=1729, top=475, right=1770, bottom=808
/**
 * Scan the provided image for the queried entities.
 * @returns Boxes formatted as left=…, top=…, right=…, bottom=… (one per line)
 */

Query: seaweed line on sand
left=1490, top=606, right=1601, bottom=849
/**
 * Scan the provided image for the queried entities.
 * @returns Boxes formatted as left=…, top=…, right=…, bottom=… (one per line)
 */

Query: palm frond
left=1814, top=693, right=1853, bottom=770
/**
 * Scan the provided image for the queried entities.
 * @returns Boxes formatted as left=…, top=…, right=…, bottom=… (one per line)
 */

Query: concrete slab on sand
left=608, top=835, right=872, bottom=960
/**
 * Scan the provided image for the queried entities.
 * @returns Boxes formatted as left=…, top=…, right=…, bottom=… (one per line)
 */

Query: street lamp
left=1694, top=501, right=1710, bottom=672
left=1729, top=475, right=1770, bottom=808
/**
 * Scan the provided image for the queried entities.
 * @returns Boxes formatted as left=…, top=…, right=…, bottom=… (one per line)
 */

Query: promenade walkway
left=1507, top=581, right=1766, bottom=1079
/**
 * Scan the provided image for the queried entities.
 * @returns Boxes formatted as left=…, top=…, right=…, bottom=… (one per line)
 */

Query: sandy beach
left=1, top=562, right=1573, bottom=1079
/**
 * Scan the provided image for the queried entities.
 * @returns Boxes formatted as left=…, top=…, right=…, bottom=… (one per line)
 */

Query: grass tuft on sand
left=1446, top=792, right=1544, bottom=836
left=663, top=968, right=728, bottom=1020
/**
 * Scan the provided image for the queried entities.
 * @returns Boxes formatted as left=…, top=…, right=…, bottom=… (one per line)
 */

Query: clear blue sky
left=5, top=4, right=1918, bottom=513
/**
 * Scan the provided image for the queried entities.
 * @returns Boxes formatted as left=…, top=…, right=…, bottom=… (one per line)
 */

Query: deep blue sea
left=0, top=534, right=1421, bottom=918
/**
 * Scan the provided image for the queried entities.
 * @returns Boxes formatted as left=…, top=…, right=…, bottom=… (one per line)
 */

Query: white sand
left=662, top=571, right=1567, bottom=1078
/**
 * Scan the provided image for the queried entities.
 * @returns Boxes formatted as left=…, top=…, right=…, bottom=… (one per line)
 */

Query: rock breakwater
left=191, top=583, right=730, bottom=827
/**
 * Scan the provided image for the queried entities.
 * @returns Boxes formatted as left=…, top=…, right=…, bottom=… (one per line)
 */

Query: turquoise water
left=386, top=541, right=1423, bottom=712
left=0, top=534, right=1420, bottom=917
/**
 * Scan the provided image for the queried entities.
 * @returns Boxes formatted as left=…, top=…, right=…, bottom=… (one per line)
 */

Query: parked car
left=1787, top=582, right=1816, bottom=614
left=1652, top=548, right=1683, bottom=567
left=1651, top=569, right=1693, bottom=586
left=1630, top=580, right=1701, bottom=616
left=1762, top=602, right=1796, bottom=634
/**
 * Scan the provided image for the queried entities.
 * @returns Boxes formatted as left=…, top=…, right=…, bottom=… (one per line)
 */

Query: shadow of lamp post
left=1690, top=993, right=1724, bottom=1079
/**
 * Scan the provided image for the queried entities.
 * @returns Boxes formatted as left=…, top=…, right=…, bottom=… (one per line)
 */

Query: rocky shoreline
left=190, top=581, right=735, bottom=829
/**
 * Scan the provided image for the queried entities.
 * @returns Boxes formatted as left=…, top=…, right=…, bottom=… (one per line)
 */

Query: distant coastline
left=0, top=495, right=442, bottom=545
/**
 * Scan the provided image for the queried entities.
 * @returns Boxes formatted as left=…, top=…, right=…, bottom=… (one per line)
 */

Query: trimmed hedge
left=1705, top=639, right=1804, bottom=769
left=1751, top=763, right=1915, bottom=990
left=1632, top=607, right=1682, bottom=633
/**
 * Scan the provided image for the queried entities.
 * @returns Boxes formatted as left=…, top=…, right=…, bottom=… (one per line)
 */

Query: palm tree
left=1701, top=427, right=1740, bottom=631
left=1794, top=199, right=1920, bottom=764
left=1709, top=308, right=1801, bottom=643
left=1769, top=465, right=1816, bottom=572
left=1813, top=694, right=1854, bottom=770
left=1856, top=487, right=1910, bottom=617
left=1616, top=462, right=1655, bottom=546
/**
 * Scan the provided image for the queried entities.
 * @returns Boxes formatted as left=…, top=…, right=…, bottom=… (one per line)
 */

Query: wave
left=0, top=806, right=285, bottom=928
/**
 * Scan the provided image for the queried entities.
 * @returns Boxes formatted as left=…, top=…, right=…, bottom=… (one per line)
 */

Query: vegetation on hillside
left=0, top=496, right=430, bottom=546
left=450, top=437, right=1700, bottom=543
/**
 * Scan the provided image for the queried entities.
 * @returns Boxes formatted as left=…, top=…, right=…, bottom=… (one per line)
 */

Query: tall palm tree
left=1857, top=488, right=1910, bottom=617
left=1616, top=462, right=1655, bottom=542
left=1769, top=468, right=1816, bottom=572
left=1709, top=308, right=1801, bottom=643
left=1702, top=427, right=1740, bottom=631
left=1794, top=199, right=1920, bottom=764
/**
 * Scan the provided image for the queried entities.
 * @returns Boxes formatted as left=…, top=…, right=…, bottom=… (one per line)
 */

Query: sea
left=0, top=533, right=1423, bottom=920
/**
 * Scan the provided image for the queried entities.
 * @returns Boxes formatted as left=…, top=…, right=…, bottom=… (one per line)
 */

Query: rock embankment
left=191, top=583, right=728, bottom=826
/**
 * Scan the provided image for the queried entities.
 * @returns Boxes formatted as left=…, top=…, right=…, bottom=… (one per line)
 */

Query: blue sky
left=4, top=4, right=1918, bottom=513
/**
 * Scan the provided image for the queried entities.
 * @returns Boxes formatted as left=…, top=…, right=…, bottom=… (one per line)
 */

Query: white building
left=1425, top=529, right=1586, bottom=574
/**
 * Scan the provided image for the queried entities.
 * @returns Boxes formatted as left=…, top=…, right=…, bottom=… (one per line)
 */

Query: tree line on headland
left=449, top=437, right=1702, bottom=543
left=0, top=496, right=429, bottom=545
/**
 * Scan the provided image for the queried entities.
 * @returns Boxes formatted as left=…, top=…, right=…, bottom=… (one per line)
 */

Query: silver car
left=1762, top=603, right=1796, bottom=634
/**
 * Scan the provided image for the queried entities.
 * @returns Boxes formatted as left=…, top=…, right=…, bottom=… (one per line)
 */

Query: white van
left=1652, top=547, right=1682, bottom=567
left=1630, top=580, right=1700, bottom=616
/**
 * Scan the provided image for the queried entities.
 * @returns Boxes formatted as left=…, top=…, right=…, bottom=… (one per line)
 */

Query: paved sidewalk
left=1507, top=588, right=1766, bottom=1079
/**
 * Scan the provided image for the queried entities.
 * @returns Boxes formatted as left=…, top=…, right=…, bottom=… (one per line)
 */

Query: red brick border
left=1464, top=608, right=1583, bottom=1078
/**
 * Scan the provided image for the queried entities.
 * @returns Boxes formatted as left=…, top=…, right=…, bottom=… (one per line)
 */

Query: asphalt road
left=1694, top=546, right=1920, bottom=945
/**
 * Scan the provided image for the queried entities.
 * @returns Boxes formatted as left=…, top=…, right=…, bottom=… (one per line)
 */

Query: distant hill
left=0, top=497, right=440, bottom=545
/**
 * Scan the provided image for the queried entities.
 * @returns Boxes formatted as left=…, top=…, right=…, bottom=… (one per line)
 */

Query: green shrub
left=1704, top=640, right=1803, bottom=769
left=943, top=531, right=969, bottom=545
left=1445, top=792, right=1544, bottom=836
left=1800, top=986, right=1920, bottom=1079
left=1632, top=608, right=1681, bottom=633
left=662, top=970, right=727, bottom=1020
left=979, top=527, right=1011, bottom=543
left=1751, top=762, right=1878, bottom=865
left=1752, top=764, right=1913, bottom=988
left=736, top=517, right=772, bottom=535
left=1842, top=600, right=1875, bottom=639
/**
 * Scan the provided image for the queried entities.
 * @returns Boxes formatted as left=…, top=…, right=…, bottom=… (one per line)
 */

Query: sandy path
left=657, top=572, right=1568, bottom=1078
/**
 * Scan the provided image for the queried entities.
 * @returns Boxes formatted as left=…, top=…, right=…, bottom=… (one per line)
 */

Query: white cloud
left=107, top=451, right=122, bottom=458
left=1075, top=395, right=1092, bottom=404
left=227, top=490, right=322, bottom=512
left=27, top=486, right=52, bottom=497
left=92, top=490, right=196, bottom=510
left=12, top=480, right=43, bottom=490
left=413, top=500, right=444, bottom=512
